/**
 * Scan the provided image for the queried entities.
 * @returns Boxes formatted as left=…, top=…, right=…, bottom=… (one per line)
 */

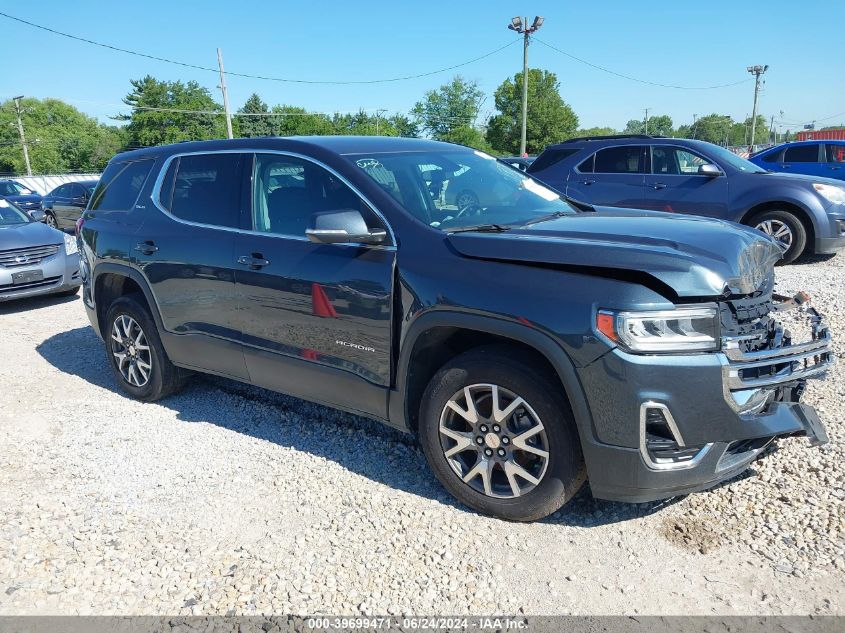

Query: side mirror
left=698, top=164, right=723, bottom=177
left=306, top=209, right=387, bottom=246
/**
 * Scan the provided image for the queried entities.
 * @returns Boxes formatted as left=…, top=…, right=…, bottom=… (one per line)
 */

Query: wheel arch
left=390, top=311, right=593, bottom=443
left=92, top=264, right=163, bottom=340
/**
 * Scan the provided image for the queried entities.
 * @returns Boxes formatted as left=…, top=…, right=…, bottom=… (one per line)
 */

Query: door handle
left=237, top=254, right=271, bottom=269
left=134, top=241, right=159, bottom=255
left=831, top=166, right=841, bottom=171
left=651, top=182, right=667, bottom=190
left=582, top=179, right=595, bottom=186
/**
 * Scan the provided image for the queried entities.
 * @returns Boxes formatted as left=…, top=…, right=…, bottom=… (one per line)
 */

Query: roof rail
left=560, top=134, right=666, bottom=143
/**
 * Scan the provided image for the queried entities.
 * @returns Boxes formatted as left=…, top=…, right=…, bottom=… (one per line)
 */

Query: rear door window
left=760, top=149, right=784, bottom=163
left=826, top=145, right=845, bottom=163
left=90, top=159, right=154, bottom=211
left=161, top=153, right=244, bottom=228
left=593, top=146, right=646, bottom=173
left=784, top=144, right=821, bottom=163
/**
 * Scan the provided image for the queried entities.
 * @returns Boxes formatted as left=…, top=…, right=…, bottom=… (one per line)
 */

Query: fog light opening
left=640, top=402, right=711, bottom=471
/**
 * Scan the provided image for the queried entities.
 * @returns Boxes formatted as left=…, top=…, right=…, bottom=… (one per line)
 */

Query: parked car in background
left=42, top=180, right=99, bottom=230
left=0, top=179, right=43, bottom=218
left=76, top=137, right=830, bottom=521
left=527, top=135, right=845, bottom=263
left=750, top=140, right=845, bottom=182
left=0, top=198, right=81, bottom=302
left=499, top=156, right=535, bottom=172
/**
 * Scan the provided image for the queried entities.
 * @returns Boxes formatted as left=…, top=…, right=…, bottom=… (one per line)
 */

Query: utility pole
left=508, top=16, right=544, bottom=156
left=217, top=48, right=234, bottom=140
left=644, top=108, right=650, bottom=134
left=375, top=109, right=387, bottom=135
left=12, top=96, right=32, bottom=176
left=746, top=64, right=768, bottom=152
left=769, top=114, right=775, bottom=143
left=692, top=113, right=698, bottom=139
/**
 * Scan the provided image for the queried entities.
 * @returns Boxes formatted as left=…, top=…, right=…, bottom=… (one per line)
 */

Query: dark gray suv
left=528, top=135, right=845, bottom=263
left=78, top=136, right=832, bottom=521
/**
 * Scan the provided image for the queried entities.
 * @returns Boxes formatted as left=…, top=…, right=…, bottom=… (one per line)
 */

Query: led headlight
left=64, top=232, right=79, bottom=256
left=813, top=183, right=845, bottom=205
left=596, top=306, right=719, bottom=353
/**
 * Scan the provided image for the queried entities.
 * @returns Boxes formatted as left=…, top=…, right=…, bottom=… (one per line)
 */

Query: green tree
left=237, top=93, right=274, bottom=138
left=387, top=114, right=419, bottom=138
left=120, top=76, right=226, bottom=147
left=573, top=126, right=617, bottom=139
left=681, top=114, right=733, bottom=145
left=412, top=76, right=484, bottom=140
left=486, top=69, right=578, bottom=154
left=441, top=125, right=493, bottom=152
left=0, top=97, right=124, bottom=174
left=623, top=114, right=673, bottom=137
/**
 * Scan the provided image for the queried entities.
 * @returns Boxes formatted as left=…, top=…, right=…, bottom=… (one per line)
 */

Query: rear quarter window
left=90, top=159, right=154, bottom=211
left=528, top=148, right=579, bottom=173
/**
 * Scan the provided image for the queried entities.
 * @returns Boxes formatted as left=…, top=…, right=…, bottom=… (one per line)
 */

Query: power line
left=0, top=11, right=517, bottom=85
left=534, top=38, right=751, bottom=90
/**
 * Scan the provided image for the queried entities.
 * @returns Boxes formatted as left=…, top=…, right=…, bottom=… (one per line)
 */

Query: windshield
left=0, top=181, right=35, bottom=196
left=705, top=144, right=767, bottom=173
left=349, top=149, right=575, bottom=230
left=0, top=198, right=32, bottom=225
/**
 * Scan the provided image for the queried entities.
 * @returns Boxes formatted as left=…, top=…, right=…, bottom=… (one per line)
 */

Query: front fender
left=735, top=187, right=827, bottom=234
left=388, top=310, right=596, bottom=444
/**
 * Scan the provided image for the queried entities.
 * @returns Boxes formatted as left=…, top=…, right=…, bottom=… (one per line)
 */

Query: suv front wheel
left=419, top=346, right=585, bottom=521
left=105, top=294, right=185, bottom=401
left=749, top=209, right=807, bottom=264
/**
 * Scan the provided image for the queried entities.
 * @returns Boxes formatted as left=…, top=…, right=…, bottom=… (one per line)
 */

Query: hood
left=753, top=171, right=845, bottom=188
left=447, top=209, right=782, bottom=298
left=0, top=220, right=64, bottom=250
left=4, top=194, right=43, bottom=205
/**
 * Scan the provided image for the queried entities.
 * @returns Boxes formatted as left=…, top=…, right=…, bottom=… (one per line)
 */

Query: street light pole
left=508, top=16, right=544, bottom=157
left=746, top=64, right=768, bottom=153
left=12, top=96, right=32, bottom=176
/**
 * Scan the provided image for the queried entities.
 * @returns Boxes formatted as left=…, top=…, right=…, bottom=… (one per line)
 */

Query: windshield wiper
left=446, top=223, right=510, bottom=234
left=522, top=211, right=569, bottom=226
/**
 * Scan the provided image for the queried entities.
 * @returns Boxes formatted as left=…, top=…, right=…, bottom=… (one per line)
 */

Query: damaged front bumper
left=577, top=292, right=833, bottom=503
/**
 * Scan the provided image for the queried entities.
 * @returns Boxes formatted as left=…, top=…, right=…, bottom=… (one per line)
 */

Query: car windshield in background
left=705, top=144, right=768, bottom=173
left=0, top=199, right=31, bottom=225
left=349, top=149, right=575, bottom=231
left=0, top=181, right=35, bottom=196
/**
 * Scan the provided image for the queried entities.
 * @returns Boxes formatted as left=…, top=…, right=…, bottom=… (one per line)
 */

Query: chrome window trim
left=149, top=148, right=397, bottom=250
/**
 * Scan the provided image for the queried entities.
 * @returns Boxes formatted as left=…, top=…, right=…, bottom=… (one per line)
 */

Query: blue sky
left=2, top=0, right=843, bottom=133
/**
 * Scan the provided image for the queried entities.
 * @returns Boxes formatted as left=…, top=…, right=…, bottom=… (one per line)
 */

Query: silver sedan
left=0, top=198, right=81, bottom=303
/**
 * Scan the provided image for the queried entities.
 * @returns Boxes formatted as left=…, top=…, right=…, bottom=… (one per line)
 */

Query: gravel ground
left=0, top=254, right=843, bottom=616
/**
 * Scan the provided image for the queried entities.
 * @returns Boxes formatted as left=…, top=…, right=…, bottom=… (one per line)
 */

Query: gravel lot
left=0, top=254, right=843, bottom=616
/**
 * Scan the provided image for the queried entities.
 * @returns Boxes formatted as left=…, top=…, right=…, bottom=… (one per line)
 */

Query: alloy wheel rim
left=110, top=314, right=152, bottom=387
left=46, top=214, right=57, bottom=228
left=439, top=383, right=550, bottom=499
left=756, top=219, right=794, bottom=249
left=456, top=193, right=477, bottom=209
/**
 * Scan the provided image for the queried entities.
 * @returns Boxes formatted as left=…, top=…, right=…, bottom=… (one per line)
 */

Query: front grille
left=720, top=293, right=833, bottom=394
left=0, top=244, right=61, bottom=268
left=0, top=275, right=62, bottom=294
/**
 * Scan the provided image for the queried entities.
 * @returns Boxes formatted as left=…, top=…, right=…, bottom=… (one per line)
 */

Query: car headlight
left=596, top=306, right=719, bottom=353
left=63, top=232, right=79, bottom=256
left=813, top=183, right=845, bottom=204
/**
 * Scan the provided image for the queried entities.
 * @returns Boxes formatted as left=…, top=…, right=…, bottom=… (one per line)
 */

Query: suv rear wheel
left=749, top=209, right=807, bottom=264
left=105, top=294, right=185, bottom=401
left=419, top=346, right=585, bottom=521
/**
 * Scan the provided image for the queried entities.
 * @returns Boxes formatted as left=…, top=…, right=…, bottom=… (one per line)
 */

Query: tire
left=45, top=212, right=58, bottom=229
left=749, top=209, right=807, bottom=264
left=455, top=190, right=479, bottom=210
left=419, top=346, right=585, bottom=521
left=104, top=294, right=185, bottom=402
